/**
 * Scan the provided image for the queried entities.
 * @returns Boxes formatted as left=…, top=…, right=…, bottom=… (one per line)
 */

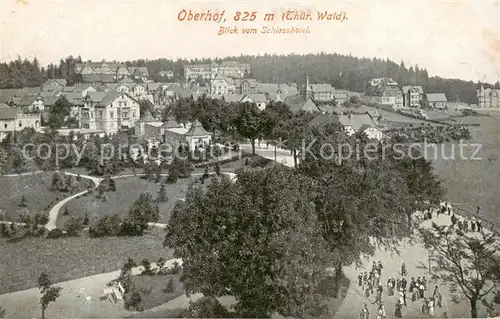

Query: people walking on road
left=412, top=287, right=419, bottom=302
left=422, top=298, right=429, bottom=315
left=376, top=303, right=387, bottom=319
left=363, top=282, right=370, bottom=297
left=432, top=285, right=439, bottom=298
left=477, top=206, right=480, bottom=215
left=377, top=260, right=383, bottom=275
left=394, top=300, right=403, bottom=318
left=477, top=220, right=482, bottom=232
left=422, top=276, right=427, bottom=290
left=360, top=303, right=369, bottom=319
left=451, top=213, right=457, bottom=226
left=387, top=278, right=394, bottom=296
left=358, top=273, right=363, bottom=287
left=396, top=277, right=401, bottom=292
left=377, top=282, right=383, bottom=299
left=471, top=217, right=476, bottom=231
left=401, top=277, right=407, bottom=292
left=419, top=282, right=425, bottom=299
left=401, top=262, right=407, bottom=276
left=428, top=298, right=435, bottom=317
left=464, top=219, right=469, bottom=232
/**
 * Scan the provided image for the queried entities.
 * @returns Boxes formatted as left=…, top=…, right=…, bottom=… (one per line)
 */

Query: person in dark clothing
left=401, top=277, right=407, bottom=292
left=447, top=206, right=451, bottom=214
left=401, top=262, right=407, bottom=277
left=451, top=214, right=457, bottom=226
left=377, top=261, right=383, bottom=275
left=396, top=278, right=401, bottom=292
left=458, top=220, right=463, bottom=231
left=477, top=206, right=480, bottom=215
left=358, top=273, right=363, bottom=287
left=477, top=220, right=482, bottom=232
left=394, top=300, right=403, bottom=318
left=471, top=219, right=476, bottom=232
left=464, top=219, right=469, bottom=232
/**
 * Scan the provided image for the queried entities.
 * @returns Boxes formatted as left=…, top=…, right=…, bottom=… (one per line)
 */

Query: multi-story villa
left=0, top=103, right=41, bottom=140
left=79, top=90, right=140, bottom=133
left=402, top=86, right=424, bottom=107
left=364, top=77, right=404, bottom=109
left=477, top=85, right=500, bottom=108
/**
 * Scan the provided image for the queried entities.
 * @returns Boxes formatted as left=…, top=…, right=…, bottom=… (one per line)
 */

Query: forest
left=1, top=53, right=498, bottom=104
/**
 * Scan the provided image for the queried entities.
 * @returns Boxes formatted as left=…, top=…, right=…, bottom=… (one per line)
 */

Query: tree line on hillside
left=132, top=54, right=500, bottom=104
left=2, top=54, right=499, bottom=104
left=0, top=56, right=83, bottom=89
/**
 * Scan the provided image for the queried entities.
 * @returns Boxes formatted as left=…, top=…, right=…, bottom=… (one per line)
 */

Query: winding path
left=45, top=171, right=237, bottom=231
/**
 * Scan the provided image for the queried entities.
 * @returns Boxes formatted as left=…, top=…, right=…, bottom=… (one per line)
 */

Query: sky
left=0, top=0, right=499, bottom=83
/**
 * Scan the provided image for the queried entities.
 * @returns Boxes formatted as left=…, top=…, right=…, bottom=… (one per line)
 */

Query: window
left=18, top=121, right=22, bottom=127
left=123, top=112, right=128, bottom=118
left=99, top=111, right=103, bottom=119
left=3, top=123, right=7, bottom=129
left=132, top=111, right=136, bottom=118
left=110, top=112, right=114, bottom=118
left=91, top=112, right=94, bottom=119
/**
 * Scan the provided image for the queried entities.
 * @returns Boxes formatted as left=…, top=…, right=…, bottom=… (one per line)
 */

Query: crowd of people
left=422, top=201, right=484, bottom=233
left=358, top=260, right=444, bottom=318
left=358, top=200, right=484, bottom=319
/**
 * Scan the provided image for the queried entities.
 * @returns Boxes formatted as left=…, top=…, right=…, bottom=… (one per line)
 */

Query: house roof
left=310, top=83, right=335, bottom=92
left=365, top=77, right=401, bottom=96
left=18, top=96, right=42, bottom=106
left=53, top=78, right=68, bottom=87
left=161, top=119, right=183, bottom=129
left=212, top=74, right=234, bottom=85
left=43, top=96, right=59, bottom=107
left=82, top=74, right=116, bottom=83
left=309, top=113, right=376, bottom=132
left=242, top=93, right=266, bottom=103
left=95, top=91, right=123, bottom=107
left=119, top=77, right=135, bottom=84
left=426, top=93, right=447, bottom=102
left=402, top=86, right=424, bottom=94
left=185, top=120, right=210, bottom=137
left=138, top=111, right=156, bottom=122
left=0, top=105, right=17, bottom=120
left=86, top=91, right=108, bottom=102
left=284, top=96, right=319, bottom=113
left=241, top=79, right=258, bottom=87
left=147, top=83, right=162, bottom=91
left=222, top=94, right=243, bottom=103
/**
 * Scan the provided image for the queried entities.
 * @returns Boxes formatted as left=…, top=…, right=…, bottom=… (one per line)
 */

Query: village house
left=309, top=112, right=384, bottom=140
left=159, top=70, right=174, bottom=79
left=257, top=83, right=299, bottom=102
left=235, top=79, right=258, bottom=94
left=80, top=90, right=140, bottom=133
left=0, top=103, right=41, bottom=141
left=217, top=61, right=251, bottom=78
left=402, top=86, right=424, bottom=107
left=425, top=93, right=448, bottom=109
left=477, top=85, right=500, bottom=108
left=161, top=84, right=191, bottom=105
left=305, top=78, right=336, bottom=102
left=284, top=96, right=320, bottom=113
left=18, top=96, right=44, bottom=112
left=364, top=77, right=404, bottom=109
left=333, top=91, right=349, bottom=105
left=210, top=75, right=235, bottom=95
left=184, top=62, right=218, bottom=81
left=240, top=94, right=267, bottom=110
left=41, top=79, right=67, bottom=92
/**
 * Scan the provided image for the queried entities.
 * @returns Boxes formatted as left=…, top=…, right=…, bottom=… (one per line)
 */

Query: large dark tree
left=420, top=223, right=500, bottom=318
left=232, top=102, right=263, bottom=155
left=164, top=166, right=333, bottom=318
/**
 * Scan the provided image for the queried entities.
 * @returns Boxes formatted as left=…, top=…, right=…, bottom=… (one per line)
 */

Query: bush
left=141, top=258, right=154, bottom=276
left=89, top=214, right=122, bottom=237
left=64, top=215, right=84, bottom=236
left=17, top=211, right=33, bottom=224
left=164, top=261, right=182, bottom=275
left=34, top=212, right=49, bottom=226
left=180, top=296, right=235, bottom=318
left=47, top=228, right=64, bottom=239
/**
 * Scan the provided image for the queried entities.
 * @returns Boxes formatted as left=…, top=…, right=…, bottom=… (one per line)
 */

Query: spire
left=305, top=75, right=311, bottom=99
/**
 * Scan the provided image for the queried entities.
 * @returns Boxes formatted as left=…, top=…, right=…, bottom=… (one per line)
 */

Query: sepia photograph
left=0, top=0, right=499, bottom=318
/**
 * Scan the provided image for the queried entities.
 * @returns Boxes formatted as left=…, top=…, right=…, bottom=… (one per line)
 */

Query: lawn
left=0, top=172, right=90, bottom=222
left=127, top=271, right=184, bottom=311
left=431, top=113, right=500, bottom=227
left=0, top=228, right=172, bottom=294
left=56, top=176, right=196, bottom=228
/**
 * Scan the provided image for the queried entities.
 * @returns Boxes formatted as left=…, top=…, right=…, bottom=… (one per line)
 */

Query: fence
left=450, top=203, right=499, bottom=235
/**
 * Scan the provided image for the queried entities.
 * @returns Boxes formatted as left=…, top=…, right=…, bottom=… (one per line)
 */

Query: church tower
left=305, top=75, right=312, bottom=99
